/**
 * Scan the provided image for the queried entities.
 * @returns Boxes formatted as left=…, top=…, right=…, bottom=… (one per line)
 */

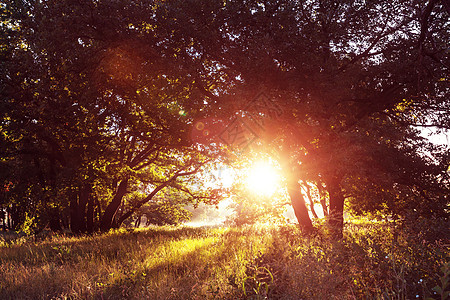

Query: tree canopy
left=1, top=0, right=448, bottom=235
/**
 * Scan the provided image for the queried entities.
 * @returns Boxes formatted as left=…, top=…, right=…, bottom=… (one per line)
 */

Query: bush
left=240, top=221, right=449, bottom=299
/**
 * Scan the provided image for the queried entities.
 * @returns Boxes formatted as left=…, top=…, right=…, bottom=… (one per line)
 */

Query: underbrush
left=0, top=221, right=448, bottom=299
left=240, top=221, right=448, bottom=299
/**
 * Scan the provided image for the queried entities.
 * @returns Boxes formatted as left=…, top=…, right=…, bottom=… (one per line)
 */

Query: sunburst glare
left=245, top=161, right=281, bottom=196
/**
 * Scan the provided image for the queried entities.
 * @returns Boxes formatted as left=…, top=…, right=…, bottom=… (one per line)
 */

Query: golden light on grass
left=245, top=161, right=281, bottom=197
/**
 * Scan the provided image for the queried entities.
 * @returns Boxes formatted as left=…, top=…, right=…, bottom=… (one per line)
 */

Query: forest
left=1, top=0, right=449, bottom=299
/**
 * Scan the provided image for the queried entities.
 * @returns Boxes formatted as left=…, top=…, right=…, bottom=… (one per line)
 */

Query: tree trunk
left=287, top=179, right=314, bottom=233
left=61, top=212, right=69, bottom=230
left=1, top=209, right=5, bottom=231
left=95, top=197, right=101, bottom=228
left=7, top=206, right=14, bottom=230
left=317, top=182, right=329, bottom=217
left=135, top=215, right=141, bottom=228
left=100, top=179, right=128, bottom=231
left=70, top=192, right=82, bottom=234
left=77, top=185, right=89, bottom=232
left=49, top=208, right=62, bottom=231
left=325, top=176, right=345, bottom=239
left=303, top=182, right=318, bottom=219
left=70, top=185, right=91, bottom=234
left=86, top=194, right=94, bottom=233
left=8, top=212, right=12, bottom=230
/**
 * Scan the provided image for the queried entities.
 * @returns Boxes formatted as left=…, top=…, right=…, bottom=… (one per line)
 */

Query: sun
left=245, top=161, right=281, bottom=196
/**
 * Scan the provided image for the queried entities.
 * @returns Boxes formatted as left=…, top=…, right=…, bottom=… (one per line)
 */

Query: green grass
left=0, top=222, right=448, bottom=299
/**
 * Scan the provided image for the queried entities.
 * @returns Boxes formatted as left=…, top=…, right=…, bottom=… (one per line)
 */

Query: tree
left=1, top=0, right=229, bottom=233
left=167, top=0, right=449, bottom=236
left=1, top=0, right=448, bottom=237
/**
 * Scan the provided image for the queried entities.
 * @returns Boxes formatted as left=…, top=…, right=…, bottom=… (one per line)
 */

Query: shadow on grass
left=0, top=227, right=236, bottom=299
left=0, top=227, right=216, bottom=265
left=93, top=229, right=247, bottom=299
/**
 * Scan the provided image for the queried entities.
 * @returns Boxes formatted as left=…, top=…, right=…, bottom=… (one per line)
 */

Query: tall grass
left=0, top=221, right=448, bottom=299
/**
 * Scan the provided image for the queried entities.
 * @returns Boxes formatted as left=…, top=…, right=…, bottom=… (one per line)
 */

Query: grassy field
left=0, top=222, right=448, bottom=299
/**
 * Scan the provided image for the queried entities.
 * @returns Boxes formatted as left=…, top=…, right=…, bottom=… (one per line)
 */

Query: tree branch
left=117, top=163, right=207, bottom=224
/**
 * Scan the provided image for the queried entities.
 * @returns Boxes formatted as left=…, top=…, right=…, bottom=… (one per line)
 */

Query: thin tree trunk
left=112, top=201, right=126, bottom=229
left=70, top=192, right=81, bottom=234
left=287, top=178, right=314, bottom=233
left=61, top=211, right=69, bottom=230
left=279, top=147, right=314, bottom=233
left=78, top=185, right=90, bottom=232
left=1, top=209, right=5, bottom=231
left=70, top=185, right=91, bottom=234
left=7, top=206, right=13, bottom=230
left=86, top=194, right=94, bottom=233
left=325, top=176, right=345, bottom=239
left=317, top=182, right=329, bottom=217
left=135, top=215, right=141, bottom=228
left=95, top=197, right=101, bottom=230
left=49, top=208, right=62, bottom=231
left=100, top=179, right=128, bottom=231
left=303, top=182, right=318, bottom=219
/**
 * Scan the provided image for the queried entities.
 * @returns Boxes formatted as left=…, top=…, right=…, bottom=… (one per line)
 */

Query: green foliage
left=226, top=196, right=288, bottom=227
left=242, top=255, right=274, bottom=298
left=17, top=212, right=35, bottom=236
left=123, top=198, right=192, bottom=227
left=1, top=0, right=232, bottom=232
left=1, top=0, right=449, bottom=238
